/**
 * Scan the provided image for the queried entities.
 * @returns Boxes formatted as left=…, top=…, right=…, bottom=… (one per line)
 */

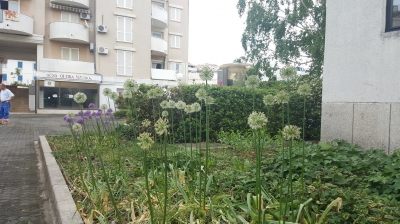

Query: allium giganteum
left=248, top=111, right=268, bottom=130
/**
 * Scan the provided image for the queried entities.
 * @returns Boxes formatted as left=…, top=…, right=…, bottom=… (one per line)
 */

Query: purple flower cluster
left=62, top=103, right=116, bottom=127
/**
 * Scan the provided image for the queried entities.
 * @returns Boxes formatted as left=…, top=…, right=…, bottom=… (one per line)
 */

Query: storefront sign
left=36, top=72, right=102, bottom=83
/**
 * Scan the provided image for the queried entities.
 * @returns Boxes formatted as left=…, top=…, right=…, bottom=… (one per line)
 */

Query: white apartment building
left=321, top=0, right=400, bottom=153
left=1, top=60, right=36, bottom=85
left=0, top=0, right=189, bottom=112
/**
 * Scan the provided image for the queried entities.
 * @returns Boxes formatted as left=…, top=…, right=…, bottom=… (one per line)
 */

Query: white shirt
left=0, top=89, right=15, bottom=102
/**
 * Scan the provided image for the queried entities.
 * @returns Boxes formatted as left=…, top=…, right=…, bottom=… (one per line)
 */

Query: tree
left=237, top=0, right=326, bottom=78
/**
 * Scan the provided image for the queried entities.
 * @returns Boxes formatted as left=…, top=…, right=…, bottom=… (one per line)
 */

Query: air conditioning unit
left=97, top=25, right=108, bottom=33
left=80, top=13, right=90, bottom=20
left=98, top=47, right=109, bottom=55
left=89, top=43, right=95, bottom=52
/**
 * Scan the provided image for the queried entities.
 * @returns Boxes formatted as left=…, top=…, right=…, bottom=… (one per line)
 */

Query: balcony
left=151, top=37, right=168, bottom=56
left=151, top=69, right=176, bottom=81
left=40, top=58, right=94, bottom=75
left=49, top=22, right=89, bottom=44
left=151, top=4, right=168, bottom=29
left=0, top=12, right=33, bottom=36
left=50, top=0, right=90, bottom=9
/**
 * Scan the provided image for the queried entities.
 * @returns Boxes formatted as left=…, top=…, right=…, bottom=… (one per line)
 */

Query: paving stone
left=0, top=114, right=69, bottom=223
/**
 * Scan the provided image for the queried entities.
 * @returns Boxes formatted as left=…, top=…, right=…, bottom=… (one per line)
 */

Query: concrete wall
left=7, top=86, right=30, bottom=113
left=321, top=0, right=400, bottom=153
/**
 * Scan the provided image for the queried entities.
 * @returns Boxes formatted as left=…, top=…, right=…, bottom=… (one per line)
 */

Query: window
left=2, top=74, right=7, bottom=81
left=117, top=0, right=133, bottom=9
left=153, top=2, right=164, bottom=8
left=8, top=0, right=18, bottom=13
left=387, top=0, right=400, bottom=31
left=152, top=61, right=163, bottom=69
left=170, top=35, right=181, bottom=48
left=117, top=16, right=133, bottom=42
left=2, top=63, right=6, bottom=68
left=152, top=32, right=162, bottom=38
left=33, top=63, right=37, bottom=71
left=18, top=76, right=22, bottom=82
left=170, top=62, right=183, bottom=73
left=61, top=47, right=79, bottom=61
left=170, top=7, right=181, bottom=21
left=61, top=11, right=79, bottom=23
left=17, top=61, right=22, bottom=68
left=117, top=50, right=133, bottom=76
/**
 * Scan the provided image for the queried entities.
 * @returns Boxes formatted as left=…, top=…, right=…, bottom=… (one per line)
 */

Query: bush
left=120, top=76, right=322, bottom=142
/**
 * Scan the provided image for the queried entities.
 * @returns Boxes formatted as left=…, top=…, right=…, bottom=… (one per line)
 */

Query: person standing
left=0, top=83, right=15, bottom=125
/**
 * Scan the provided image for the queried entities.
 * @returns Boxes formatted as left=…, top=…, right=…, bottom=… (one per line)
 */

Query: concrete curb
left=39, top=135, right=83, bottom=224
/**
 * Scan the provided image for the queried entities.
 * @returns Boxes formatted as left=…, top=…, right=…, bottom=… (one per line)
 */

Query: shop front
left=35, top=72, right=101, bottom=112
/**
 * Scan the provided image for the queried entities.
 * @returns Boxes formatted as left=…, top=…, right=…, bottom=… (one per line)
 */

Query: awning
left=49, top=3, right=90, bottom=14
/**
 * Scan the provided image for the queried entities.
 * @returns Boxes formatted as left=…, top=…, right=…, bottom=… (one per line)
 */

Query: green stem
left=181, top=110, right=187, bottom=157
left=203, top=81, right=210, bottom=210
left=279, top=104, right=285, bottom=222
left=163, top=133, right=168, bottom=224
left=143, top=150, right=154, bottom=224
left=302, top=97, right=306, bottom=197
left=256, top=130, right=262, bottom=223
left=289, top=140, right=294, bottom=221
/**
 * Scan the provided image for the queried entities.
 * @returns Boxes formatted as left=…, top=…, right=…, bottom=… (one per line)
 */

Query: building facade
left=321, top=0, right=400, bottom=153
left=0, top=0, right=189, bottom=112
left=1, top=60, right=36, bottom=85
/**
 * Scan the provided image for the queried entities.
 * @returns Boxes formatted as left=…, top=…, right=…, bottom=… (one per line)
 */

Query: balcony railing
left=40, top=58, right=94, bottom=75
left=151, top=4, right=168, bottom=29
left=0, top=11, right=33, bottom=36
left=151, top=69, right=176, bottom=81
left=151, top=37, right=168, bottom=56
left=49, top=21, right=89, bottom=44
left=50, top=0, right=90, bottom=9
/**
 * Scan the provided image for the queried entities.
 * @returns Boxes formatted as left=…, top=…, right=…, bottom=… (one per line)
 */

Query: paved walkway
left=0, top=114, right=69, bottom=224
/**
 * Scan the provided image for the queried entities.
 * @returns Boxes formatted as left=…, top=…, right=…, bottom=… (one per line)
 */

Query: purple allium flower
left=104, top=121, right=111, bottom=125
left=96, top=111, right=102, bottom=116
left=97, top=108, right=102, bottom=112
left=63, top=116, right=67, bottom=121
left=84, top=110, right=91, bottom=116
left=77, top=111, right=84, bottom=116
left=107, top=108, right=113, bottom=113
left=66, top=117, right=75, bottom=123
left=88, top=103, right=95, bottom=109
left=105, top=111, right=111, bottom=116
left=91, top=112, right=96, bottom=117
left=109, top=114, right=115, bottom=120
left=83, top=117, right=88, bottom=122
left=95, top=116, right=101, bottom=122
left=76, top=118, right=84, bottom=124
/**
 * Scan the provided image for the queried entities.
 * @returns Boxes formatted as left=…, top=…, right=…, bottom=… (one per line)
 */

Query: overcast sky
left=188, top=0, right=246, bottom=66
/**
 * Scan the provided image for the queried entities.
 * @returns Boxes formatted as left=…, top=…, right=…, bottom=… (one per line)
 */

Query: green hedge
left=117, top=76, right=322, bottom=142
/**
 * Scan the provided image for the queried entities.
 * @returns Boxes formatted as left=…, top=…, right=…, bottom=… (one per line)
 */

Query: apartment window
left=18, top=76, right=22, bottom=82
left=117, top=0, right=133, bottom=9
left=17, top=61, right=22, bottom=68
left=170, top=62, right=183, bottom=73
left=170, top=35, right=181, bottom=48
left=117, top=50, right=132, bottom=76
left=387, top=0, right=400, bottom=31
left=33, top=63, right=37, bottom=71
left=8, top=0, right=18, bottom=12
left=117, top=16, right=133, bottom=42
left=61, top=11, right=79, bottom=23
left=152, top=32, right=162, bottom=38
left=2, top=74, right=7, bottom=81
left=152, top=61, right=163, bottom=69
left=170, top=7, right=181, bottom=22
left=61, top=47, right=79, bottom=61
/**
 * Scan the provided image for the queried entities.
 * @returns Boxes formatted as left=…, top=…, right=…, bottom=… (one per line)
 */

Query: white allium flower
left=154, top=118, right=169, bottom=136
left=282, top=125, right=301, bottom=140
left=154, top=86, right=164, bottom=97
left=66, top=112, right=75, bottom=118
left=199, top=67, right=214, bottom=81
left=167, top=100, right=176, bottom=109
left=205, top=96, right=215, bottom=105
left=184, top=104, right=195, bottom=114
left=73, top=92, right=87, bottom=104
left=263, top=94, right=275, bottom=106
left=195, top=88, right=208, bottom=101
left=137, top=132, right=154, bottom=150
left=110, top=92, right=119, bottom=101
left=160, top=100, right=169, bottom=109
left=100, top=104, right=108, bottom=111
left=245, top=75, right=260, bottom=89
left=280, top=66, right=297, bottom=81
left=123, top=90, right=133, bottom=99
left=297, top=83, right=312, bottom=96
left=192, top=102, right=201, bottom=112
left=247, top=111, right=268, bottom=130
left=176, top=100, right=186, bottom=110
left=102, top=88, right=112, bottom=97
left=124, top=79, right=139, bottom=92
left=141, top=119, right=151, bottom=128
left=162, top=110, right=169, bottom=117
left=72, top=123, right=83, bottom=133
left=147, top=88, right=157, bottom=99
left=275, top=91, right=290, bottom=104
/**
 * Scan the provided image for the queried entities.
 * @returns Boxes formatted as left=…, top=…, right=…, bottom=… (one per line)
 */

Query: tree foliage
left=237, top=0, right=326, bottom=78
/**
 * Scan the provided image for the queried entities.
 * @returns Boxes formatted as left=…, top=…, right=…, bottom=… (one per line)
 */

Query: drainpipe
left=93, top=0, right=97, bottom=74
